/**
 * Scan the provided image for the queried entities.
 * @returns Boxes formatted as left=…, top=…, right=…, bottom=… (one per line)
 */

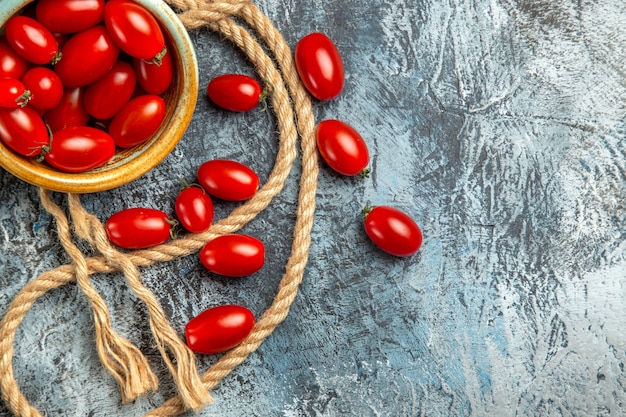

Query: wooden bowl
left=0, top=0, right=198, bottom=193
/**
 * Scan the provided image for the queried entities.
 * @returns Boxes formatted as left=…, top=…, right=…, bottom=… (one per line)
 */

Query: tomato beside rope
left=294, top=32, right=344, bottom=100
left=175, top=186, right=214, bottom=234
left=197, top=159, right=260, bottom=201
left=106, top=207, right=175, bottom=249
left=200, top=234, right=265, bottom=277
left=207, top=74, right=264, bottom=112
left=185, top=304, right=255, bottom=355
left=316, top=119, right=369, bottom=176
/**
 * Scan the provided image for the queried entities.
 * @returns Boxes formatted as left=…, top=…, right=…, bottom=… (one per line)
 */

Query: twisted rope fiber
left=0, top=0, right=317, bottom=415
left=41, top=189, right=160, bottom=402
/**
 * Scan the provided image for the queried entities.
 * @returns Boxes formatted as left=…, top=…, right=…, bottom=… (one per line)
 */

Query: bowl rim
left=0, top=0, right=199, bottom=193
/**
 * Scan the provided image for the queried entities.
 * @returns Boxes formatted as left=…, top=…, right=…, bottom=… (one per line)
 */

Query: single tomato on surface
left=197, top=159, right=259, bottom=201
left=106, top=207, right=174, bottom=249
left=316, top=119, right=369, bottom=176
left=175, top=186, right=214, bottom=234
left=294, top=32, right=344, bottom=100
left=104, top=0, right=166, bottom=64
left=4, top=15, right=61, bottom=65
left=207, top=74, right=263, bottom=112
left=54, top=25, right=120, bottom=88
left=36, top=0, right=105, bottom=34
left=185, top=304, right=255, bottom=355
left=108, top=94, right=166, bottom=148
left=0, top=106, right=49, bottom=157
left=44, top=126, right=115, bottom=173
left=200, top=234, right=265, bottom=277
left=21, top=67, right=64, bottom=111
left=363, top=206, right=423, bottom=257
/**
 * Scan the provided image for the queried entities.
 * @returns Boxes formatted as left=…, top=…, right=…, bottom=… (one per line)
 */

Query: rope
left=0, top=0, right=318, bottom=415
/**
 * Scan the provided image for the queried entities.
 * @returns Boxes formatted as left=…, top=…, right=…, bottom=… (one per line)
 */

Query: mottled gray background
left=1, top=0, right=625, bottom=416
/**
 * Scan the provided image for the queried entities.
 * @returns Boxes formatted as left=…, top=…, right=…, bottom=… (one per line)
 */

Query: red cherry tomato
left=44, top=86, right=90, bottom=132
left=4, top=16, right=61, bottom=65
left=108, top=94, right=166, bottom=148
left=84, top=60, right=136, bottom=119
left=54, top=25, right=120, bottom=88
left=36, top=0, right=105, bottom=34
left=0, top=38, right=30, bottom=79
left=0, top=106, right=49, bottom=157
left=104, top=0, right=166, bottom=63
left=200, top=234, right=265, bottom=277
left=106, top=207, right=173, bottom=249
left=44, top=126, right=115, bottom=173
left=363, top=206, right=423, bottom=257
left=185, top=304, right=255, bottom=355
left=315, top=119, right=370, bottom=176
left=294, top=32, right=344, bottom=100
left=197, top=159, right=259, bottom=201
left=175, top=186, right=214, bottom=234
left=207, top=74, right=262, bottom=112
left=132, top=47, right=173, bottom=95
left=0, top=78, right=31, bottom=108
left=21, top=67, right=64, bottom=111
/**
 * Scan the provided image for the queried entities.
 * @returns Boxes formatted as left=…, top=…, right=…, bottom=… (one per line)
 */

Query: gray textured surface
left=1, top=0, right=626, bottom=416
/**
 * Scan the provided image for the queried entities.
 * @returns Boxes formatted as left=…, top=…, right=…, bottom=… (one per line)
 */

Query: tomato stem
left=50, top=51, right=62, bottom=66
left=362, top=205, right=374, bottom=221
left=151, top=46, right=168, bottom=67
left=358, top=168, right=371, bottom=179
left=16, top=90, right=32, bottom=108
left=258, top=80, right=275, bottom=112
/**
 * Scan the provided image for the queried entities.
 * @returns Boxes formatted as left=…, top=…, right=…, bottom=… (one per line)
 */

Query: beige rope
left=0, top=0, right=318, bottom=415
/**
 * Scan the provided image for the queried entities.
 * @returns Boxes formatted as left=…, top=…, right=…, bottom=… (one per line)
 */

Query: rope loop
left=0, top=0, right=319, bottom=416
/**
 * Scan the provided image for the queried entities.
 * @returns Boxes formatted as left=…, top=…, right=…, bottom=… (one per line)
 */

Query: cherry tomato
left=0, top=78, right=31, bottom=108
left=21, top=67, right=64, bottom=111
left=84, top=60, right=136, bottom=119
left=36, top=0, right=105, bottom=34
left=106, top=207, right=173, bottom=249
left=0, top=38, right=30, bottom=79
left=108, top=94, right=166, bottom=148
left=44, top=126, right=115, bottom=172
left=44, top=86, right=90, bottom=132
left=315, top=119, right=369, bottom=176
left=132, top=46, right=173, bottom=95
left=363, top=206, right=423, bottom=257
left=0, top=107, right=49, bottom=157
left=294, top=32, right=344, bottom=100
left=200, top=234, right=265, bottom=277
left=197, top=159, right=259, bottom=201
left=54, top=25, right=120, bottom=88
left=104, top=0, right=166, bottom=64
left=185, top=304, right=255, bottom=355
left=4, top=16, right=61, bottom=65
left=175, top=186, right=214, bottom=234
left=207, top=74, right=263, bottom=112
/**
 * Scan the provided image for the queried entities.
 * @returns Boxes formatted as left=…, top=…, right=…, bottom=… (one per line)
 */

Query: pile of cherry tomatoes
left=0, top=0, right=172, bottom=172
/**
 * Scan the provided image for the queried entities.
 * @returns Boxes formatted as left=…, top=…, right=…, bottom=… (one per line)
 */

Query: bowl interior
left=0, top=0, right=198, bottom=193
